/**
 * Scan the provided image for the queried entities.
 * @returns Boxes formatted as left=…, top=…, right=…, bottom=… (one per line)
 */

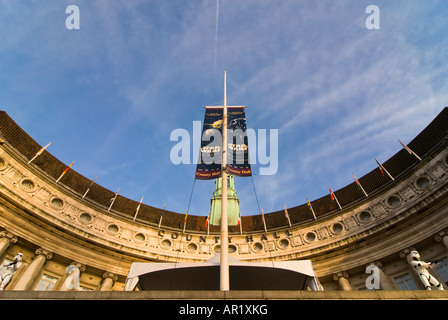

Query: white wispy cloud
left=1, top=0, right=447, bottom=215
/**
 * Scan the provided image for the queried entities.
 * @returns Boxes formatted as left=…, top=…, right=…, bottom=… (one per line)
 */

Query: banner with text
left=195, top=107, right=252, bottom=179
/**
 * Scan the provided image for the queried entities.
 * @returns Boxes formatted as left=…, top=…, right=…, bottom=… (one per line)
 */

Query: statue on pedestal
left=0, top=253, right=23, bottom=290
left=410, top=250, right=444, bottom=290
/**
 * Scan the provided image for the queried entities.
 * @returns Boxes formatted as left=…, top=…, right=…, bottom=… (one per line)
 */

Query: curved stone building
left=0, top=108, right=447, bottom=293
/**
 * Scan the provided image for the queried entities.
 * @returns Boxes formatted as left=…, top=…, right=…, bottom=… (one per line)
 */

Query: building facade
left=0, top=109, right=447, bottom=292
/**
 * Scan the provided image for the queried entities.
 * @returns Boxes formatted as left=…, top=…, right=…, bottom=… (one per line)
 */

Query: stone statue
left=410, top=250, right=444, bottom=290
left=0, top=253, right=23, bottom=290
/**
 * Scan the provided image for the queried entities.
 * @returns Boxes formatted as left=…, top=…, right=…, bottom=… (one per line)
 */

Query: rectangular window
left=434, top=256, right=448, bottom=284
left=34, top=274, right=58, bottom=291
left=394, top=273, right=419, bottom=290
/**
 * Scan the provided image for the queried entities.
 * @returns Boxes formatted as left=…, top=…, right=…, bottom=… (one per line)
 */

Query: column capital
left=333, top=272, right=352, bottom=291
left=366, top=260, right=384, bottom=270
left=0, top=231, right=18, bottom=244
left=333, top=272, right=349, bottom=281
left=102, top=272, right=118, bottom=281
left=70, top=261, right=86, bottom=272
left=435, top=229, right=448, bottom=242
left=399, top=247, right=416, bottom=260
left=35, top=248, right=53, bottom=260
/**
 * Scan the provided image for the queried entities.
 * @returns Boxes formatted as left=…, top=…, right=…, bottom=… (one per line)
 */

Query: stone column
left=0, top=231, right=18, bottom=257
left=367, top=261, right=397, bottom=290
left=333, top=272, right=352, bottom=291
left=60, top=262, right=86, bottom=291
left=435, top=230, right=448, bottom=251
left=13, top=248, right=52, bottom=291
left=99, top=272, right=118, bottom=291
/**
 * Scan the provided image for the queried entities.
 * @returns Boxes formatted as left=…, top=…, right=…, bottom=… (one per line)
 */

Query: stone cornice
left=0, top=138, right=447, bottom=268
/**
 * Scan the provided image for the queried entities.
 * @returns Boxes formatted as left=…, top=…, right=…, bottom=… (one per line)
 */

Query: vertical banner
left=195, top=107, right=223, bottom=179
left=226, top=107, right=252, bottom=177
left=195, top=107, right=251, bottom=179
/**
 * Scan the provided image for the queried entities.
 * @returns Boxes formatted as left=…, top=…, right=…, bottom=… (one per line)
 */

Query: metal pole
left=220, top=70, right=229, bottom=291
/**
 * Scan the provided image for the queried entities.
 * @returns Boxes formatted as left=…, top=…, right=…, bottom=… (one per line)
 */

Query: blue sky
left=1, top=0, right=447, bottom=217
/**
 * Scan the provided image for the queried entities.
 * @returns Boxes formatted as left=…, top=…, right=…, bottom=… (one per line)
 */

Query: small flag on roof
left=183, top=208, right=189, bottom=233
left=28, top=142, right=51, bottom=164
left=284, top=203, right=292, bottom=227
left=108, top=187, right=120, bottom=211
left=398, top=139, right=422, bottom=161
left=375, top=158, right=394, bottom=181
left=353, top=173, right=368, bottom=197
left=82, top=176, right=98, bottom=199
left=329, top=187, right=342, bottom=210
left=158, top=203, right=166, bottom=229
left=306, top=195, right=317, bottom=220
left=133, top=196, right=144, bottom=221
left=261, top=208, right=267, bottom=232
left=56, top=161, right=75, bottom=183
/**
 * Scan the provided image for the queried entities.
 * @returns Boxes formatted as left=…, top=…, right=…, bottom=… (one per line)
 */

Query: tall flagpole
left=220, top=70, right=229, bottom=291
